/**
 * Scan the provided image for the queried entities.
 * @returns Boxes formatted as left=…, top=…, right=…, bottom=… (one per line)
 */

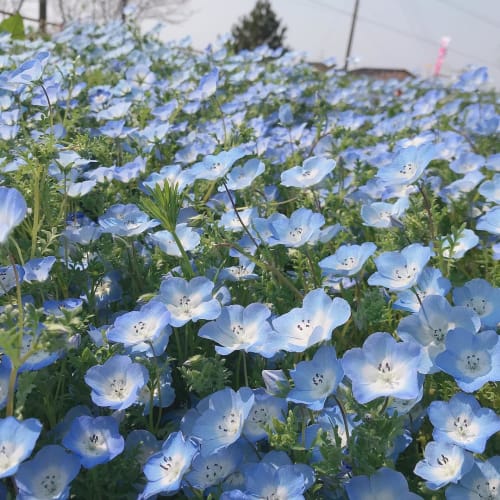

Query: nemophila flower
left=262, top=369, right=290, bottom=397
left=280, top=156, right=336, bottom=188
left=84, top=354, right=149, bottom=410
left=0, top=354, right=12, bottom=410
left=478, top=173, right=500, bottom=203
left=368, top=243, right=432, bottom=291
left=0, top=417, right=42, bottom=479
left=220, top=258, right=258, bottom=282
left=319, top=242, right=376, bottom=277
left=397, top=295, right=480, bottom=374
left=428, top=393, right=500, bottom=453
left=243, top=389, right=287, bottom=442
left=414, top=441, right=474, bottom=490
left=376, top=143, right=437, bottom=185
left=184, top=442, right=243, bottom=492
left=241, top=462, right=310, bottom=499
left=0, top=187, right=27, bottom=244
left=345, top=467, right=422, bottom=500
left=0, top=264, right=24, bottom=296
left=287, top=345, right=344, bottom=411
left=272, top=288, right=351, bottom=352
left=198, top=303, right=279, bottom=358
left=435, top=328, right=500, bottom=392
left=360, top=197, right=409, bottom=228
left=98, top=203, right=160, bottom=237
left=222, top=158, right=265, bottom=190
left=452, top=278, right=500, bottom=329
left=14, top=444, right=81, bottom=500
left=141, top=164, right=195, bottom=193
left=191, top=147, right=246, bottom=181
left=125, top=429, right=161, bottom=467
left=92, top=271, right=123, bottom=310
left=155, top=276, right=221, bottom=327
left=23, top=256, right=57, bottom=283
left=476, top=206, right=500, bottom=236
left=393, top=266, right=451, bottom=313
left=219, top=207, right=258, bottom=232
left=107, top=300, right=172, bottom=357
left=445, top=456, right=500, bottom=500
left=139, top=431, right=199, bottom=499
left=439, top=229, right=479, bottom=259
left=267, top=207, right=325, bottom=248
left=449, top=152, right=485, bottom=174
left=192, top=387, right=254, bottom=456
left=62, top=415, right=124, bottom=468
left=342, top=332, right=422, bottom=404
left=18, top=328, right=64, bottom=373
left=148, top=223, right=201, bottom=257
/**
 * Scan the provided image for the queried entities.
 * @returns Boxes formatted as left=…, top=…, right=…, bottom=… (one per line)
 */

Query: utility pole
left=39, top=0, right=47, bottom=33
left=344, top=0, right=360, bottom=71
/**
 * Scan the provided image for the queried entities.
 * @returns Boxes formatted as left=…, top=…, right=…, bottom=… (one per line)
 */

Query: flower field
left=0, top=16, right=499, bottom=500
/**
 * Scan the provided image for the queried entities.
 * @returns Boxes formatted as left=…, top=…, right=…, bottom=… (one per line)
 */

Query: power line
left=435, top=0, right=500, bottom=30
left=298, top=0, right=500, bottom=69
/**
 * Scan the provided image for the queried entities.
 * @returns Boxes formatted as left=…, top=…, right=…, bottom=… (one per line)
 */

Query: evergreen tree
left=231, top=0, right=287, bottom=53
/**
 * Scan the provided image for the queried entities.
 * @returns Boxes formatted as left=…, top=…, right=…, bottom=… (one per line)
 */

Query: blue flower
left=476, top=206, right=500, bottom=236
left=342, top=332, right=422, bottom=404
left=376, top=143, right=437, bottom=185
left=14, top=444, right=81, bottom=500
left=223, top=158, right=265, bottom=191
left=243, top=389, right=287, bottom=442
left=272, top=288, right=351, bottom=352
left=345, top=467, right=422, bottom=499
left=155, top=276, right=221, bottom=327
left=23, top=256, right=57, bottom=283
left=266, top=207, right=325, bottom=248
left=368, top=243, right=432, bottom=291
left=62, top=415, right=124, bottom=468
left=428, top=393, right=500, bottom=453
left=0, top=264, right=24, bottom=296
left=241, top=462, right=311, bottom=499
left=414, top=441, right=474, bottom=490
left=435, top=328, right=500, bottom=392
left=198, top=303, right=279, bottom=358
left=280, top=156, right=335, bottom=188
left=139, top=431, right=199, bottom=499
left=191, top=147, right=246, bottom=181
left=361, top=197, right=409, bottom=228
left=84, top=354, right=149, bottom=410
left=452, top=278, right=500, bottom=329
left=0, top=417, right=42, bottom=479
left=0, top=187, right=27, bottom=244
left=125, top=429, right=161, bottom=467
left=397, top=295, right=480, bottom=374
left=148, top=223, right=201, bottom=256
left=107, top=300, right=172, bottom=357
left=445, top=456, right=500, bottom=499
left=319, top=242, right=376, bottom=277
left=439, top=229, right=479, bottom=259
left=287, top=345, right=344, bottom=411
left=98, top=203, right=160, bottom=237
left=184, top=442, right=243, bottom=492
left=393, top=266, right=451, bottom=313
left=191, top=387, right=254, bottom=456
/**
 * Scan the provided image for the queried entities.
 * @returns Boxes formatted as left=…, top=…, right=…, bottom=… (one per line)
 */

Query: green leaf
left=0, top=13, right=25, bottom=39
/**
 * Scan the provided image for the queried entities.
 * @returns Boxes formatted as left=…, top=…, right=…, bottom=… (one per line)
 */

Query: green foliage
left=180, top=354, right=232, bottom=398
left=231, top=0, right=287, bottom=53
left=0, top=13, right=25, bottom=39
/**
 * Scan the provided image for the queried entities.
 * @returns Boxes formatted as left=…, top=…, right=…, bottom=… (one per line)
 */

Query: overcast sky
left=13, top=0, right=500, bottom=86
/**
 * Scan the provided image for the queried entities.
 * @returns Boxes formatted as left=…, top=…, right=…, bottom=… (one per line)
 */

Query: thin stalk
left=216, top=242, right=302, bottom=301
left=241, top=351, right=249, bottom=387
left=333, top=395, right=350, bottom=444
left=417, top=181, right=436, bottom=241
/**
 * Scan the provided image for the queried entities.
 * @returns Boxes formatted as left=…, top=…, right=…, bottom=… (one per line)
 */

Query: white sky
left=12, top=0, right=500, bottom=85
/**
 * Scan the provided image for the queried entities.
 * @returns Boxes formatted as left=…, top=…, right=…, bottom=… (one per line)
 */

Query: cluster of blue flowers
left=0, top=14, right=498, bottom=499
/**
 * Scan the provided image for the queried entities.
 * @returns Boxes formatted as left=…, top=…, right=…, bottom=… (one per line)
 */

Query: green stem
left=241, top=350, right=249, bottom=387
left=333, top=395, right=350, bottom=444
left=417, top=181, right=435, bottom=242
